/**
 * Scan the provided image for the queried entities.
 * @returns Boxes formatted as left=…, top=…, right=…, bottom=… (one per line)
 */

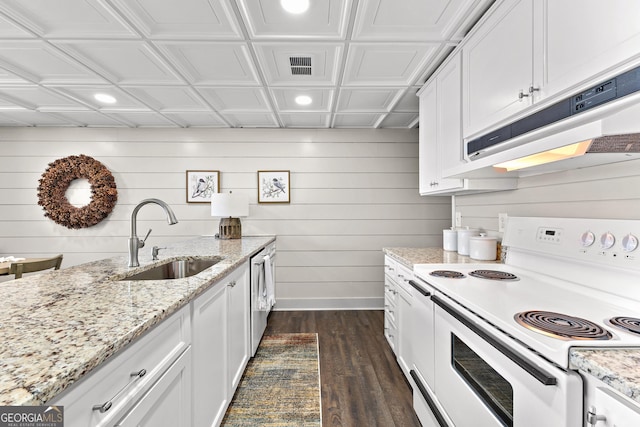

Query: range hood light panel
left=492, top=140, right=592, bottom=172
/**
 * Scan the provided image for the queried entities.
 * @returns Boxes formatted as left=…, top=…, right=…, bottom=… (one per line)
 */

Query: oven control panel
left=536, top=227, right=563, bottom=244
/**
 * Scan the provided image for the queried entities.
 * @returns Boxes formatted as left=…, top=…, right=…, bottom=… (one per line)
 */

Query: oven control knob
left=622, top=234, right=639, bottom=252
left=580, top=231, right=595, bottom=247
left=600, top=232, right=615, bottom=249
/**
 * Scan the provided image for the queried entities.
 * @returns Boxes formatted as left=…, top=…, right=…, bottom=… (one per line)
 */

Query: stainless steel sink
left=120, top=257, right=223, bottom=281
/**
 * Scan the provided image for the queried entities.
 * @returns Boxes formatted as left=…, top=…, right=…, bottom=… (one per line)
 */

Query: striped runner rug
left=221, top=333, right=322, bottom=426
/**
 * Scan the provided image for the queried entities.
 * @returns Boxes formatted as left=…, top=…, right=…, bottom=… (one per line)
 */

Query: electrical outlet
left=455, top=212, right=462, bottom=227
left=498, top=213, right=508, bottom=233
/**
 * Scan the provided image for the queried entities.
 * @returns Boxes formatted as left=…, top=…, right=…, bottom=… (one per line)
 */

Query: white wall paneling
left=0, top=127, right=450, bottom=310
left=454, top=159, right=640, bottom=236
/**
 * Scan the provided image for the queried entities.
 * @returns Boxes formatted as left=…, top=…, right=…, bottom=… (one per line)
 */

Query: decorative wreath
left=37, top=155, right=118, bottom=229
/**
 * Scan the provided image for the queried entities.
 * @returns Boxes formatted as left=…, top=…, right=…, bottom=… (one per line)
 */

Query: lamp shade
left=210, top=192, right=249, bottom=218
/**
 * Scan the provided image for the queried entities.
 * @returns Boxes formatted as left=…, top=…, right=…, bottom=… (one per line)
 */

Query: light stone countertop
left=0, top=235, right=275, bottom=406
left=383, top=247, right=500, bottom=269
left=570, top=348, right=640, bottom=404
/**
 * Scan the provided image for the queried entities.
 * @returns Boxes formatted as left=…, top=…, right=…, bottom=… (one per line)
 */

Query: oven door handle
left=410, top=370, right=451, bottom=427
left=408, top=279, right=431, bottom=296
left=432, top=295, right=558, bottom=386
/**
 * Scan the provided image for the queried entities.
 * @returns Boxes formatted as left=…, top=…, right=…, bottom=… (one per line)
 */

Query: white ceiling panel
left=222, top=112, right=279, bottom=127
left=51, top=86, right=152, bottom=110
left=110, top=0, right=243, bottom=40
left=333, top=113, right=384, bottom=128
left=104, top=111, right=178, bottom=127
left=237, top=0, right=350, bottom=39
left=124, top=86, right=209, bottom=112
left=336, top=88, right=403, bottom=112
left=52, top=111, right=128, bottom=127
left=163, top=111, right=228, bottom=127
left=0, top=110, right=79, bottom=126
left=0, top=0, right=136, bottom=38
left=0, top=41, right=106, bottom=84
left=378, top=112, right=419, bottom=128
left=393, top=87, right=420, bottom=111
left=0, top=0, right=493, bottom=128
left=254, top=43, right=342, bottom=86
left=197, top=87, right=271, bottom=112
left=0, top=86, right=85, bottom=110
left=54, top=41, right=183, bottom=84
left=280, top=113, right=331, bottom=128
left=271, top=88, right=334, bottom=112
left=352, top=0, right=476, bottom=41
left=0, top=13, right=34, bottom=38
left=158, top=42, right=259, bottom=85
left=343, top=43, right=439, bottom=86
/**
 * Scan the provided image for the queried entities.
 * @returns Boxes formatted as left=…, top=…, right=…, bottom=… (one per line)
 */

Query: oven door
left=432, top=295, right=583, bottom=427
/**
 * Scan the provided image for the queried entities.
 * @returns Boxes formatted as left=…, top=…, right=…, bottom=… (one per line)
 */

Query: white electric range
left=411, top=216, right=640, bottom=427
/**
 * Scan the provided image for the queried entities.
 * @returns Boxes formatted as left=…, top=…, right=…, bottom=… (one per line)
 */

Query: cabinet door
left=396, top=283, right=412, bottom=380
left=192, top=283, right=228, bottom=427
left=418, top=82, right=438, bottom=194
left=115, top=348, right=192, bottom=427
left=227, top=264, right=250, bottom=393
left=463, top=0, right=534, bottom=138
left=435, top=53, right=464, bottom=190
left=542, top=0, right=640, bottom=99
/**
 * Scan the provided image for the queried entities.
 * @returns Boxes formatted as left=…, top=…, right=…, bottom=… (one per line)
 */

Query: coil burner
left=609, top=317, right=640, bottom=335
left=469, top=270, right=518, bottom=281
left=430, top=270, right=465, bottom=279
left=515, top=311, right=612, bottom=340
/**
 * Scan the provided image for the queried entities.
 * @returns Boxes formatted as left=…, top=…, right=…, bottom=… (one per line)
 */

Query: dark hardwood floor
left=265, top=310, right=421, bottom=427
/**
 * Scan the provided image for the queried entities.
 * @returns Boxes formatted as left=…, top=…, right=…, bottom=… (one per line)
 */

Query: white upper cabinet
left=462, top=0, right=535, bottom=138
left=462, top=0, right=640, bottom=140
left=543, top=1, right=640, bottom=99
left=419, top=52, right=517, bottom=195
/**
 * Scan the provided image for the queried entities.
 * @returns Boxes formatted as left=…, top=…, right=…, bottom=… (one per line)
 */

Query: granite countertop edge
left=0, top=235, right=275, bottom=406
left=570, top=348, right=640, bottom=404
left=383, top=246, right=500, bottom=268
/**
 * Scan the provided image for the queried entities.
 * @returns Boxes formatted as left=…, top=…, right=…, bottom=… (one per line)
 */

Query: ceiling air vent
left=290, top=56, right=312, bottom=76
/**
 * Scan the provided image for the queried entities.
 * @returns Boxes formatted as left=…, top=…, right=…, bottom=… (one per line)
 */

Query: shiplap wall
left=0, top=127, right=450, bottom=309
left=454, top=158, right=640, bottom=235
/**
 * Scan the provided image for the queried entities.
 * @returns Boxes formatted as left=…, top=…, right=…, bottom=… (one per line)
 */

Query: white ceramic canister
left=469, top=233, right=498, bottom=261
left=443, top=228, right=458, bottom=251
left=457, top=228, right=478, bottom=256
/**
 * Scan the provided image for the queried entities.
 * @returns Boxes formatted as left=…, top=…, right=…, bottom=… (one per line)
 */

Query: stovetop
left=414, top=217, right=640, bottom=369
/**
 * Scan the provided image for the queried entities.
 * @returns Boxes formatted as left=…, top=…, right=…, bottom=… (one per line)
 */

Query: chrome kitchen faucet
left=128, top=198, right=178, bottom=267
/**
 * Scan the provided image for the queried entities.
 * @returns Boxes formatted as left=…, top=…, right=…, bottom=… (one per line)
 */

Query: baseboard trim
left=273, top=297, right=384, bottom=311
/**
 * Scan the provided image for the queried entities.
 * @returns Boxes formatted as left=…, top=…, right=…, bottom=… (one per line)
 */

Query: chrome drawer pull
left=228, top=280, right=237, bottom=287
left=92, top=369, right=147, bottom=413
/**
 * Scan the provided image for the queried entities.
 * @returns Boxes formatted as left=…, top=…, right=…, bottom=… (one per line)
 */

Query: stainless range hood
left=447, top=65, right=640, bottom=178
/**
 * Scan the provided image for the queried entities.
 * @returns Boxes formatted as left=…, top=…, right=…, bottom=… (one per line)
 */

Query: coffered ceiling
left=0, top=0, right=492, bottom=128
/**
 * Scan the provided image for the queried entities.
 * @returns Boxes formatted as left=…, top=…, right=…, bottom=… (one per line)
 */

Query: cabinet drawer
left=52, top=305, right=191, bottom=427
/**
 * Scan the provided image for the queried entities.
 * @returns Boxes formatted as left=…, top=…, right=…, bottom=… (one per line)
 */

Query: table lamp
left=210, top=192, right=249, bottom=239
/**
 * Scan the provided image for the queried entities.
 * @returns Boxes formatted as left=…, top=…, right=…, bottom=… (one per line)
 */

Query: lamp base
left=218, top=217, right=242, bottom=239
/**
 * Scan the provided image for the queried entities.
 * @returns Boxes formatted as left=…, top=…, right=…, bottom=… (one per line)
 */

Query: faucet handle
left=140, top=228, right=152, bottom=248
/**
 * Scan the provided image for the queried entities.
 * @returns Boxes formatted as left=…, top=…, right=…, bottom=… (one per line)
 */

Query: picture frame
left=258, top=170, right=290, bottom=203
left=186, top=170, right=220, bottom=203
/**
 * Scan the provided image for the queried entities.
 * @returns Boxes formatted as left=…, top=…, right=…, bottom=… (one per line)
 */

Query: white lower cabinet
left=395, top=264, right=413, bottom=380
left=115, top=348, right=192, bottom=427
left=52, top=259, right=252, bottom=427
left=192, top=262, right=250, bottom=427
left=51, top=305, right=192, bottom=427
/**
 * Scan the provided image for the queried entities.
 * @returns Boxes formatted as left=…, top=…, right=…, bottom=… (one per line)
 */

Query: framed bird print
left=186, top=170, right=220, bottom=203
left=258, top=170, right=290, bottom=203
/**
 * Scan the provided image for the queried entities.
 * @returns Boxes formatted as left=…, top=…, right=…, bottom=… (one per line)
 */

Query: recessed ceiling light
left=94, top=93, right=117, bottom=104
left=295, top=95, right=312, bottom=106
left=281, top=0, right=309, bottom=14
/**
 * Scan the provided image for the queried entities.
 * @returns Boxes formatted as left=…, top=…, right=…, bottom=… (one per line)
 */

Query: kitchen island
left=0, top=235, right=274, bottom=407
